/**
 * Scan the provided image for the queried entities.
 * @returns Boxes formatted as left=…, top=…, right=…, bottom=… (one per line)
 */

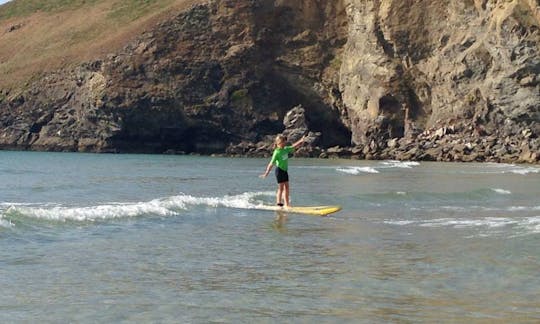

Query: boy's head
left=275, top=134, right=287, bottom=148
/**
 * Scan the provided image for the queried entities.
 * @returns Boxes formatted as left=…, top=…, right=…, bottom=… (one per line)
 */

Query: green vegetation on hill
left=0, top=0, right=185, bottom=89
left=109, top=0, right=174, bottom=22
left=0, top=0, right=174, bottom=21
left=0, top=0, right=100, bottom=19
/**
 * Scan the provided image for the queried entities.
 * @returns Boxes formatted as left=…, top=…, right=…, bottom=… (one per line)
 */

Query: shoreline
left=1, top=141, right=538, bottom=165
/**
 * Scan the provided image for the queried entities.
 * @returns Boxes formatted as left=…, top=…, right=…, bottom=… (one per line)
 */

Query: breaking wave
left=384, top=216, right=540, bottom=235
left=336, top=160, right=420, bottom=175
left=0, top=192, right=274, bottom=225
left=336, top=166, right=379, bottom=175
left=335, top=161, right=540, bottom=176
left=379, top=160, right=421, bottom=168
left=491, top=188, right=511, bottom=195
left=471, top=163, right=540, bottom=175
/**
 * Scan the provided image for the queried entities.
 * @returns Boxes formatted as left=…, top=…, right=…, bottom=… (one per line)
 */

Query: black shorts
left=275, top=167, right=289, bottom=184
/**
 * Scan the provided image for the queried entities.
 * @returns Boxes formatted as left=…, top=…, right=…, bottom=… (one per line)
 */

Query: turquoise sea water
left=1, top=151, right=539, bottom=322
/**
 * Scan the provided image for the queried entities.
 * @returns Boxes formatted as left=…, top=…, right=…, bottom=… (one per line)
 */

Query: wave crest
left=384, top=216, right=540, bottom=236
left=336, top=160, right=420, bottom=175
left=336, top=166, right=379, bottom=175
left=1, top=192, right=274, bottom=223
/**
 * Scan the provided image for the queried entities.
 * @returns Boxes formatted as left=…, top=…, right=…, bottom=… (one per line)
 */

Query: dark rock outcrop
left=0, top=0, right=538, bottom=163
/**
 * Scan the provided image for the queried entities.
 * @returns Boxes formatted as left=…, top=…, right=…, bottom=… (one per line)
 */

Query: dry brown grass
left=0, top=0, right=201, bottom=90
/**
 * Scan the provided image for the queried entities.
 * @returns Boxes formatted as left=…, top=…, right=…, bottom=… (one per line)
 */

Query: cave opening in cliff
left=261, top=69, right=351, bottom=147
left=378, top=94, right=405, bottom=139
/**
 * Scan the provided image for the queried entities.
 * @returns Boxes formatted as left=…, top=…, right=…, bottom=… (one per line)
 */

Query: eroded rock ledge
left=0, top=0, right=538, bottom=163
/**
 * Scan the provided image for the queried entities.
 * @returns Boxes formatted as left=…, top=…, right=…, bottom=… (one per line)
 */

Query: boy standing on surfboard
left=260, top=134, right=306, bottom=208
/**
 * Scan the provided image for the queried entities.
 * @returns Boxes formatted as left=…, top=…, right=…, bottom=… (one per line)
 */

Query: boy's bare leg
left=284, top=182, right=290, bottom=207
left=276, top=184, right=284, bottom=206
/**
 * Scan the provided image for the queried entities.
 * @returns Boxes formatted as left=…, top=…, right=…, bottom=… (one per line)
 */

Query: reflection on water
left=273, top=211, right=288, bottom=231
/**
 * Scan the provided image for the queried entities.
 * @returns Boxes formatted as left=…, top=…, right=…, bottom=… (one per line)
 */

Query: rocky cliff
left=341, top=0, right=540, bottom=162
left=0, top=0, right=538, bottom=163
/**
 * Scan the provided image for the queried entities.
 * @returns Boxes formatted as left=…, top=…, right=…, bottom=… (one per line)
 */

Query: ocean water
left=0, top=151, right=539, bottom=323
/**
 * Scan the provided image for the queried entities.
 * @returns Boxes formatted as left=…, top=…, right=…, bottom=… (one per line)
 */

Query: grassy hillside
left=0, top=0, right=198, bottom=90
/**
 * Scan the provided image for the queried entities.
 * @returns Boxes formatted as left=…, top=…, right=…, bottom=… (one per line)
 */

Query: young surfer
left=260, top=134, right=306, bottom=208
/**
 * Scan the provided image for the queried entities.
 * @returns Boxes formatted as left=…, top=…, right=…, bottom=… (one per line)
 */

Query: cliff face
left=0, top=0, right=539, bottom=162
left=341, top=0, right=540, bottom=162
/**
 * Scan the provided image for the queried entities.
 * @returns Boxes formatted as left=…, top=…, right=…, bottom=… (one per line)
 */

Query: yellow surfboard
left=256, top=205, right=341, bottom=216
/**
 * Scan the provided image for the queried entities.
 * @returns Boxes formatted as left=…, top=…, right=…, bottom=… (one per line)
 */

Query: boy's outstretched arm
left=292, top=135, right=307, bottom=149
left=260, top=162, right=273, bottom=178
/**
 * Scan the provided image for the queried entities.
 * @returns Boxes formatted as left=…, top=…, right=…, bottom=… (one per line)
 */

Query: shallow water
left=1, top=151, right=539, bottom=322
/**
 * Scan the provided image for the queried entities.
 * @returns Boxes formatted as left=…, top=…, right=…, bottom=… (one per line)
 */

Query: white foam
left=385, top=216, right=540, bottom=234
left=510, top=167, right=540, bottom=175
left=426, top=217, right=511, bottom=228
left=4, top=192, right=274, bottom=223
left=384, top=220, right=415, bottom=225
left=164, top=191, right=272, bottom=210
left=480, top=163, right=540, bottom=175
left=336, top=166, right=379, bottom=175
left=491, top=188, right=511, bottom=195
left=521, top=216, right=540, bottom=234
left=0, top=217, right=14, bottom=228
left=508, top=206, right=540, bottom=211
left=1, top=202, right=52, bottom=207
left=8, top=200, right=178, bottom=222
left=335, top=160, right=420, bottom=175
left=380, top=160, right=420, bottom=168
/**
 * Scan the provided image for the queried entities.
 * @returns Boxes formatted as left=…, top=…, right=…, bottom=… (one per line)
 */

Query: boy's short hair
left=275, top=134, right=287, bottom=143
